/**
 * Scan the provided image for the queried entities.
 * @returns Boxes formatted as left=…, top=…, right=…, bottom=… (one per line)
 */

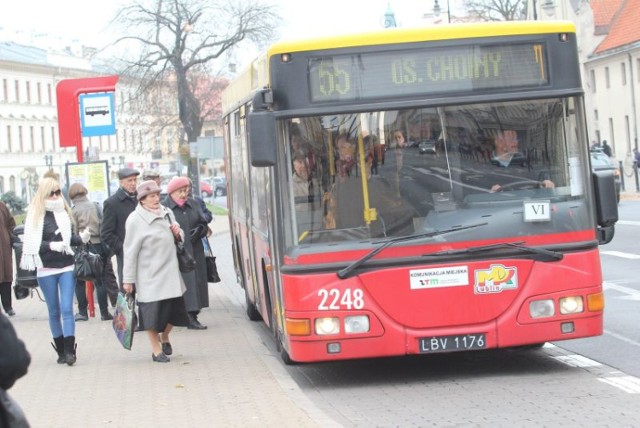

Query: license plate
left=419, top=333, right=486, bottom=353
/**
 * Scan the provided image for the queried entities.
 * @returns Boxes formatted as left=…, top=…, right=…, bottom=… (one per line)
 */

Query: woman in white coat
left=122, top=180, right=189, bottom=363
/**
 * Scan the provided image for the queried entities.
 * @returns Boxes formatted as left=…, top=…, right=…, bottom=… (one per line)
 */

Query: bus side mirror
left=592, top=170, right=618, bottom=244
left=248, top=110, right=276, bottom=167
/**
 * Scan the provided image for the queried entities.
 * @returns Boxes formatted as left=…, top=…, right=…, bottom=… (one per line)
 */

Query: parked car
left=590, top=150, right=621, bottom=203
left=213, top=176, right=227, bottom=197
left=200, top=181, right=213, bottom=198
left=418, top=140, right=437, bottom=155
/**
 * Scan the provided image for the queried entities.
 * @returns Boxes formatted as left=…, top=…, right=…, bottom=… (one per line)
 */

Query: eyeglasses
left=49, top=189, right=62, bottom=197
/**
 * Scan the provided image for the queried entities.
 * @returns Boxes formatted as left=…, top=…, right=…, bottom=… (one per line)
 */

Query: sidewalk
left=6, top=216, right=326, bottom=428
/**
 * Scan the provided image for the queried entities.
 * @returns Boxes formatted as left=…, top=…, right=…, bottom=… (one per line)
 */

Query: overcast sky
left=0, top=0, right=453, bottom=67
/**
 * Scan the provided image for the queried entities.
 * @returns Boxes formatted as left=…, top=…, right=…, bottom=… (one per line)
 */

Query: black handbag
left=202, top=237, right=220, bottom=283
left=13, top=285, right=30, bottom=300
left=74, top=244, right=104, bottom=281
left=165, top=214, right=196, bottom=273
left=175, top=240, right=196, bottom=273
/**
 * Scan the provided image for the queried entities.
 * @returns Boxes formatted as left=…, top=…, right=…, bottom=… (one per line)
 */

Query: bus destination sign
left=308, top=43, right=548, bottom=103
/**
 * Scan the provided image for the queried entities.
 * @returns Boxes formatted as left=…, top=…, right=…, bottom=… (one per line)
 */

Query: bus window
left=283, top=99, right=590, bottom=247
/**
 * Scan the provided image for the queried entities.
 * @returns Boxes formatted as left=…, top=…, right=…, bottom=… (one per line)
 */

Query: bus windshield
left=284, top=97, right=593, bottom=246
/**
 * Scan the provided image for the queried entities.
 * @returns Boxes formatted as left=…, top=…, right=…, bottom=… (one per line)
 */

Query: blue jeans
left=38, top=271, right=76, bottom=338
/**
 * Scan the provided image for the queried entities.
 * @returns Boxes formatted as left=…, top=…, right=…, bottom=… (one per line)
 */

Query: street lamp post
left=433, top=0, right=451, bottom=23
left=44, top=155, right=53, bottom=170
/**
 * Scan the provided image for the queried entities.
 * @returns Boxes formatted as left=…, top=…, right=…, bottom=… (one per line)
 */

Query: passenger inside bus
left=323, top=132, right=416, bottom=238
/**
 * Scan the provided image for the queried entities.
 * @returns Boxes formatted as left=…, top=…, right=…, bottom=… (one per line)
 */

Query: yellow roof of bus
left=222, top=21, right=576, bottom=114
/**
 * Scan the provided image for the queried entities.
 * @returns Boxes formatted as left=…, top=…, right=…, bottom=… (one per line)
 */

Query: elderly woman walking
left=122, top=180, right=189, bottom=363
left=20, top=177, right=90, bottom=365
left=162, top=176, right=210, bottom=330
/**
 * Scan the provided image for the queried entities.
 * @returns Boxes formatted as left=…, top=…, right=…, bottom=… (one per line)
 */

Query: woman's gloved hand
left=80, top=229, right=91, bottom=244
left=189, top=224, right=206, bottom=242
left=49, top=241, right=66, bottom=252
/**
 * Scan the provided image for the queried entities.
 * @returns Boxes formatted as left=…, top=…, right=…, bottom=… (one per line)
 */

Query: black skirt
left=138, top=296, right=189, bottom=332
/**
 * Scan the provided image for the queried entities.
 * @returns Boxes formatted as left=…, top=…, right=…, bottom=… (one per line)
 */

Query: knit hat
left=166, top=176, right=190, bottom=195
left=136, top=180, right=161, bottom=201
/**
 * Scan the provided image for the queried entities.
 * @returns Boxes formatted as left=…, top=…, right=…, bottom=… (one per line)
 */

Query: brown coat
left=0, top=201, right=16, bottom=283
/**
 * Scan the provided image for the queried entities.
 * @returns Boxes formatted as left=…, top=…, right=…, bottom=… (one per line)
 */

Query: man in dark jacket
left=100, top=168, right=139, bottom=289
left=0, top=312, right=30, bottom=427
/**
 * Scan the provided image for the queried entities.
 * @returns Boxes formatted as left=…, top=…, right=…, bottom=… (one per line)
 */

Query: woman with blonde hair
left=20, top=177, right=90, bottom=365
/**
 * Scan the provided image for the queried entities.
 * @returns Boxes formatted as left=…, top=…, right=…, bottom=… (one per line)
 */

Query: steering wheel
left=495, top=180, right=541, bottom=191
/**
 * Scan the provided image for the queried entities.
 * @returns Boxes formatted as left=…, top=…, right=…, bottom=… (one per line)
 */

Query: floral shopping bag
left=112, top=292, right=137, bottom=350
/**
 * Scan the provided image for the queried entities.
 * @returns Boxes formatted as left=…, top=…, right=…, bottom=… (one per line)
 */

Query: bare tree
left=111, top=0, right=280, bottom=144
left=464, top=0, right=527, bottom=21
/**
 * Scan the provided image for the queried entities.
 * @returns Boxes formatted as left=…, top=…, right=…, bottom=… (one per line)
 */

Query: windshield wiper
left=337, top=223, right=487, bottom=279
left=428, top=241, right=563, bottom=261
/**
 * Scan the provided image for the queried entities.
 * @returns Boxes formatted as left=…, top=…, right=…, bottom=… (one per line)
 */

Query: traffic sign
left=80, top=93, right=116, bottom=137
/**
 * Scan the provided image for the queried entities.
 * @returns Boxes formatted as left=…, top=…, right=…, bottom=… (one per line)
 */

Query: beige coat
left=122, top=205, right=185, bottom=303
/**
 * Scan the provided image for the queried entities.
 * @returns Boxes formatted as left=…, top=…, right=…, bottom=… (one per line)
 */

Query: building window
left=590, top=70, right=596, bottom=92
left=605, top=67, right=610, bottom=89
left=29, top=126, right=35, bottom=152
left=608, top=118, right=615, bottom=151
left=2, top=79, right=7, bottom=102
left=40, top=126, right=46, bottom=151
left=6, top=126, right=11, bottom=152
left=621, top=63, right=627, bottom=85
left=47, top=84, right=52, bottom=104
left=26, top=81, right=31, bottom=103
left=594, top=109, right=599, bottom=121
left=14, top=80, right=20, bottom=102
left=625, top=116, right=631, bottom=152
left=637, top=58, right=640, bottom=82
left=18, top=126, right=23, bottom=151
left=37, top=82, right=42, bottom=104
left=51, top=127, right=56, bottom=146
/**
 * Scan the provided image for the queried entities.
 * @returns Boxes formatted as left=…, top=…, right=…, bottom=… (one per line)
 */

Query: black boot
left=63, top=336, right=77, bottom=366
left=51, top=336, right=64, bottom=364
left=187, top=312, right=207, bottom=330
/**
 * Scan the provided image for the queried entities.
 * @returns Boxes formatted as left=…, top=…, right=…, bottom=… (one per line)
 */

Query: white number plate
left=419, top=333, right=486, bottom=353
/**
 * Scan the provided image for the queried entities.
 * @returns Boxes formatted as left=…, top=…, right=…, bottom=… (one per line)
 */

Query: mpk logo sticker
left=474, top=264, right=518, bottom=294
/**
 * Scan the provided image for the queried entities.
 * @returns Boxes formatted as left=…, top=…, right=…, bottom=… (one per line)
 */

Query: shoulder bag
left=164, top=214, right=196, bottom=273
left=74, top=244, right=104, bottom=281
left=202, top=237, right=221, bottom=283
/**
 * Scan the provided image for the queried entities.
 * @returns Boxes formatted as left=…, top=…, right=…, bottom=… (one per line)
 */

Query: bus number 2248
left=317, top=288, right=364, bottom=310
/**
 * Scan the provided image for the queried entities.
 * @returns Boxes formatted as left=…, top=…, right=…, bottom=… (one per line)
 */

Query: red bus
left=221, top=21, right=618, bottom=364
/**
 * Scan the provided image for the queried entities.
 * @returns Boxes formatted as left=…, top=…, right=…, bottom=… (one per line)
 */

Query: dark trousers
left=0, top=281, right=12, bottom=311
left=76, top=279, right=109, bottom=316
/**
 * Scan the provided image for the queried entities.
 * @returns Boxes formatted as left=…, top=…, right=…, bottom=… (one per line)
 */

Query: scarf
left=171, top=194, right=187, bottom=207
left=20, top=198, right=73, bottom=270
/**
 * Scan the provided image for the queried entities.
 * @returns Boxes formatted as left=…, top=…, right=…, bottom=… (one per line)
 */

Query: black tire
left=215, top=188, right=224, bottom=197
left=245, top=287, right=262, bottom=321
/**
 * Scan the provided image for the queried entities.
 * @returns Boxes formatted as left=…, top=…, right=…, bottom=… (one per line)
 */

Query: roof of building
left=593, top=0, right=640, bottom=54
left=0, top=40, right=114, bottom=74
left=0, top=41, right=47, bottom=65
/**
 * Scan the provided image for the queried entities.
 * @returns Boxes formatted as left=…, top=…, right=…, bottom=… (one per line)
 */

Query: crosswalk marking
left=599, top=376, right=640, bottom=394
left=617, top=220, right=640, bottom=226
left=552, top=354, right=602, bottom=368
left=600, top=251, right=640, bottom=259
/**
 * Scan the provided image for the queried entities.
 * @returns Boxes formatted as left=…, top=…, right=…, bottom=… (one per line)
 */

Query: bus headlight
left=315, top=317, right=340, bottom=335
left=344, top=315, right=370, bottom=334
left=529, top=299, right=555, bottom=318
left=559, top=296, right=584, bottom=314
